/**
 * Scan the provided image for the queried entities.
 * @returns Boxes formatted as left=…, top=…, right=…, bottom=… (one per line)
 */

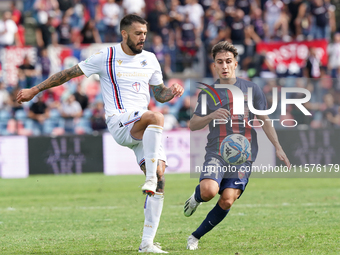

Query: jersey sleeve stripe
left=106, top=47, right=119, bottom=109
left=113, top=47, right=124, bottom=109
left=108, top=47, right=122, bottom=109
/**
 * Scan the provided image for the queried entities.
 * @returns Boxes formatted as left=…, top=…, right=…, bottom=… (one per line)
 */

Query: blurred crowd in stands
left=1, top=0, right=340, bottom=135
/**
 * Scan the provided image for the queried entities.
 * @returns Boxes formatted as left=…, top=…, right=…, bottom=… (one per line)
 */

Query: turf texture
left=0, top=173, right=339, bottom=254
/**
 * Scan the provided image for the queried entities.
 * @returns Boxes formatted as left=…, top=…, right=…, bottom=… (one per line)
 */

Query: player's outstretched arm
left=151, top=83, right=183, bottom=103
left=190, top=108, right=230, bottom=131
left=257, top=114, right=291, bottom=168
left=16, top=65, right=84, bottom=104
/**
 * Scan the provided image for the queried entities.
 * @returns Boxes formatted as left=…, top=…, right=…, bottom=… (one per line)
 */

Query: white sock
left=141, top=192, right=164, bottom=246
left=143, top=125, right=163, bottom=180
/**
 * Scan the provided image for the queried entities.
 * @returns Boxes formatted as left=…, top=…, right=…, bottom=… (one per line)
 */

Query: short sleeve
left=78, top=49, right=105, bottom=77
left=253, top=84, right=267, bottom=111
left=149, top=54, right=163, bottom=86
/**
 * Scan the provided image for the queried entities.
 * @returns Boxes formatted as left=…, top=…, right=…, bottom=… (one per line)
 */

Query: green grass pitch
left=0, top=173, right=340, bottom=254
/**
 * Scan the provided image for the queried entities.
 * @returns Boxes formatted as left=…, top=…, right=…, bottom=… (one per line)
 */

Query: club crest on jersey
left=140, top=59, right=147, bottom=67
left=238, top=170, right=245, bottom=179
left=117, top=59, right=123, bottom=65
left=132, top=82, right=141, bottom=92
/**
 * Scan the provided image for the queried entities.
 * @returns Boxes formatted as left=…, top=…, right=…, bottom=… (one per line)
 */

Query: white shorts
left=106, top=110, right=167, bottom=168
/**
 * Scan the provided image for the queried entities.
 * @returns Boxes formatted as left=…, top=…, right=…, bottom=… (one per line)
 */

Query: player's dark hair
left=120, top=14, right=148, bottom=32
left=211, top=41, right=238, bottom=60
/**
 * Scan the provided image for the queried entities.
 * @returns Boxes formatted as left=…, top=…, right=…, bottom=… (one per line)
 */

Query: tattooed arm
left=16, top=65, right=84, bottom=104
left=151, top=83, right=184, bottom=103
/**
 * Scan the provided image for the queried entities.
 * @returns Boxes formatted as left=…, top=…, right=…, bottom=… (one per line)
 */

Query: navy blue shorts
left=199, top=153, right=252, bottom=197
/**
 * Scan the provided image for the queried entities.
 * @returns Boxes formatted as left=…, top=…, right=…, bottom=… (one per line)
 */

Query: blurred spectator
left=250, top=8, right=266, bottom=41
left=310, top=0, right=335, bottom=40
left=328, top=33, right=340, bottom=79
left=322, top=93, right=339, bottom=127
left=35, top=13, right=55, bottom=48
left=83, top=0, right=99, bottom=19
left=10, top=87, right=24, bottom=114
left=18, top=56, right=37, bottom=88
left=0, top=11, right=21, bottom=47
left=38, top=48, right=51, bottom=82
left=28, top=94, right=50, bottom=135
left=162, top=105, right=178, bottom=131
left=0, top=81, right=11, bottom=111
left=91, top=101, right=107, bottom=131
left=147, top=0, right=167, bottom=33
left=184, top=0, right=204, bottom=36
left=34, top=0, right=61, bottom=23
left=123, top=0, right=146, bottom=17
left=168, top=0, right=185, bottom=29
left=287, top=0, right=308, bottom=41
left=149, top=35, right=171, bottom=76
left=235, top=0, right=256, bottom=24
left=81, top=19, right=101, bottom=44
left=57, top=0, right=74, bottom=14
left=73, top=83, right=89, bottom=110
left=102, top=0, right=120, bottom=42
left=42, top=89, right=60, bottom=109
left=156, top=14, right=175, bottom=49
left=10, top=1, right=22, bottom=26
left=68, top=0, right=86, bottom=30
left=204, top=0, right=225, bottom=43
left=60, top=94, right=82, bottom=133
left=304, top=47, right=321, bottom=79
left=178, top=96, right=190, bottom=128
left=264, top=0, right=285, bottom=41
left=224, top=0, right=237, bottom=27
left=176, top=14, right=199, bottom=70
left=53, top=14, right=72, bottom=45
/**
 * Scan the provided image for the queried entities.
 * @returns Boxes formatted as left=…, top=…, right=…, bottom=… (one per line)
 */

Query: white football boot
left=186, top=235, right=199, bottom=250
left=184, top=192, right=201, bottom=217
left=139, top=242, right=168, bottom=253
left=142, top=176, right=157, bottom=196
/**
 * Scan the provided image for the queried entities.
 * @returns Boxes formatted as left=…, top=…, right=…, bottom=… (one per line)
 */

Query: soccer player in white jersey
left=17, top=14, right=184, bottom=254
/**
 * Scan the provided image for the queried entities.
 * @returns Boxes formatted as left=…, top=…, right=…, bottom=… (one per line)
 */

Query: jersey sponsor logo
left=116, top=72, right=148, bottom=78
left=134, top=111, right=139, bottom=117
left=116, top=59, right=123, bottom=65
left=119, top=122, right=123, bottom=128
left=132, top=82, right=141, bottom=92
left=140, top=59, right=147, bottom=67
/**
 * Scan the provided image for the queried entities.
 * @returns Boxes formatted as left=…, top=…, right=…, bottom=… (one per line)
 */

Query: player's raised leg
left=131, top=111, right=164, bottom=195
left=139, top=160, right=168, bottom=253
left=187, top=188, right=241, bottom=250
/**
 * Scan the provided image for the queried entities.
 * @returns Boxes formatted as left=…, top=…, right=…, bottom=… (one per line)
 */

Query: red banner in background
left=256, top=40, right=328, bottom=74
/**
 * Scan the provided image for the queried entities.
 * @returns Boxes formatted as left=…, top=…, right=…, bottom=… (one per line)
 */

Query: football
left=220, top=134, right=251, bottom=165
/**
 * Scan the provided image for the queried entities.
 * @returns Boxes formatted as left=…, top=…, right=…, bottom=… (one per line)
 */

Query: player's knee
left=219, top=198, right=235, bottom=210
left=146, top=111, right=164, bottom=126
left=200, top=186, right=218, bottom=201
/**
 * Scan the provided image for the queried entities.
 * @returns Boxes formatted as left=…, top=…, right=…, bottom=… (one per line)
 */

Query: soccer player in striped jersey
left=184, top=41, right=290, bottom=250
left=17, top=14, right=183, bottom=254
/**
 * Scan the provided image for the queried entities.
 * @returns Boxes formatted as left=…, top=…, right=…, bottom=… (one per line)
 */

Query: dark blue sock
left=194, top=185, right=205, bottom=203
left=192, top=203, right=230, bottom=239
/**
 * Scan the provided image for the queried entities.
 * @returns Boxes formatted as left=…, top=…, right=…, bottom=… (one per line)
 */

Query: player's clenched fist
left=170, top=83, right=184, bottom=97
left=16, top=88, right=39, bottom=104
left=209, top=108, right=230, bottom=120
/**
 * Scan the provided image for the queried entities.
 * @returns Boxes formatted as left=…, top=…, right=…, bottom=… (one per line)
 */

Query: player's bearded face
left=127, top=34, right=144, bottom=54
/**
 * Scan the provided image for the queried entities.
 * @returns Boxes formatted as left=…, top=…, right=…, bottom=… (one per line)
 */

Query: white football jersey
left=78, top=43, right=163, bottom=118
